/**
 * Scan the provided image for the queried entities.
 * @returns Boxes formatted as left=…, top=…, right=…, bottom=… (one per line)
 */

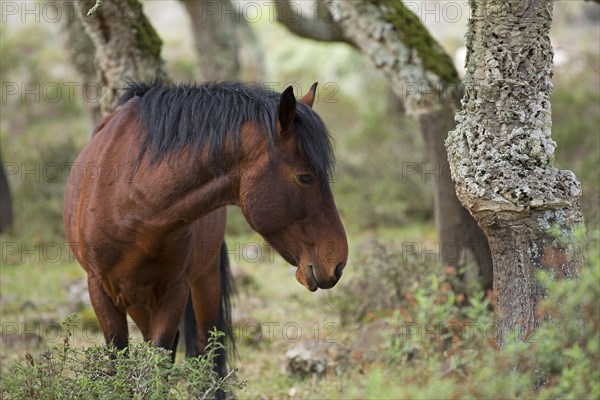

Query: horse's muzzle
left=296, top=262, right=345, bottom=291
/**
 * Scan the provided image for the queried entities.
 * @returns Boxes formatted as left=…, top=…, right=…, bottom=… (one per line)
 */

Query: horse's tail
left=183, top=241, right=236, bottom=377
left=215, top=241, right=236, bottom=376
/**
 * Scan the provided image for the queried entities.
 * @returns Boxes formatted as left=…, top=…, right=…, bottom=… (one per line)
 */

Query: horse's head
left=238, top=84, right=348, bottom=291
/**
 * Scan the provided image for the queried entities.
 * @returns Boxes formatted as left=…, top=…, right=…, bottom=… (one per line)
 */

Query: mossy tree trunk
left=331, top=0, right=493, bottom=288
left=74, top=0, right=167, bottom=115
left=445, top=0, right=585, bottom=344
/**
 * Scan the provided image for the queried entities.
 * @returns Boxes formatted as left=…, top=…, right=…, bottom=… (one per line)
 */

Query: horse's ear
left=278, top=86, right=296, bottom=136
left=300, top=82, right=318, bottom=108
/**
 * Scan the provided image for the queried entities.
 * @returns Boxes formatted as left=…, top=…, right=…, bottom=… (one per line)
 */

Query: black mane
left=119, top=81, right=334, bottom=179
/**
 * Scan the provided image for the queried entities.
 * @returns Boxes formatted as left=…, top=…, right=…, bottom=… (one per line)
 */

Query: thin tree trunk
left=446, top=0, right=585, bottom=344
left=180, top=0, right=266, bottom=82
left=0, top=156, right=13, bottom=234
left=332, top=0, right=493, bottom=288
left=62, top=1, right=102, bottom=123
left=235, top=15, right=265, bottom=82
left=74, top=0, right=167, bottom=115
left=419, top=106, right=493, bottom=289
left=180, top=0, right=240, bottom=81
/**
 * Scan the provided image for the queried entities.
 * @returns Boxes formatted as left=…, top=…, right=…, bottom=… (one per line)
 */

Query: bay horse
left=63, top=81, right=348, bottom=382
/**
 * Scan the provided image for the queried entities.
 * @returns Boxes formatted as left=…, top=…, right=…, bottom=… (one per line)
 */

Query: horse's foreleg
left=128, top=305, right=151, bottom=342
left=149, top=280, right=188, bottom=360
left=88, top=273, right=128, bottom=351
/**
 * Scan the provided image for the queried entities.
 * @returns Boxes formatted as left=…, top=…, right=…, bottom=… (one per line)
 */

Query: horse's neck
left=122, top=159, right=239, bottom=231
left=157, top=174, right=238, bottom=224
left=114, top=121, right=265, bottom=231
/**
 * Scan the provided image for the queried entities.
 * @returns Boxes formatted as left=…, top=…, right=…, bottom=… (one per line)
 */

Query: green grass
left=1, top=262, right=84, bottom=307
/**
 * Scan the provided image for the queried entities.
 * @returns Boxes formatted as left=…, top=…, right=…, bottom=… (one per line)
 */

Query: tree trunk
left=419, top=106, right=493, bottom=289
left=180, top=0, right=266, bottom=82
left=0, top=156, right=13, bottom=234
left=445, top=0, right=585, bottom=344
left=332, top=0, right=493, bottom=288
left=235, top=15, right=265, bottom=82
left=62, top=1, right=102, bottom=123
left=74, top=0, right=167, bottom=115
left=180, top=0, right=240, bottom=81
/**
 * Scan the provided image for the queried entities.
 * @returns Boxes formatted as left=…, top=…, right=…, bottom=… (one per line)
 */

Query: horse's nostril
left=334, top=262, right=344, bottom=282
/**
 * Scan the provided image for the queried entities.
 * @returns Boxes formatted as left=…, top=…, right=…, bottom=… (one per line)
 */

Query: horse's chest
left=96, top=251, right=191, bottom=310
left=83, top=225, right=195, bottom=309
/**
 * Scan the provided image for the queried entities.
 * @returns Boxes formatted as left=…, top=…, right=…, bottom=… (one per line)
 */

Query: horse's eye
left=297, top=174, right=314, bottom=185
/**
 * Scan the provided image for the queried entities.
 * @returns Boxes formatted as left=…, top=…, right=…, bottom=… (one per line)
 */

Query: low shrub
left=1, top=315, right=245, bottom=399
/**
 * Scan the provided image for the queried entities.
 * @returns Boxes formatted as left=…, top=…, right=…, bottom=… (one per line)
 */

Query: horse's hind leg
left=88, top=273, right=128, bottom=351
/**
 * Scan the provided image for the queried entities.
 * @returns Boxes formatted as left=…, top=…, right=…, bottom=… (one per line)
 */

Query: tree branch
left=333, top=0, right=459, bottom=115
left=275, top=0, right=354, bottom=47
left=86, top=0, right=103, bottom=16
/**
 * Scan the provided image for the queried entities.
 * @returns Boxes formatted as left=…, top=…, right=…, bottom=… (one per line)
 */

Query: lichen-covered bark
left=333, top=0, right=492, bottom=286
left=446, top=0, right=585, bottom=343
left=75, top=0, right=167, bottom=114
left=180, top=0, right=239, bottom=81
